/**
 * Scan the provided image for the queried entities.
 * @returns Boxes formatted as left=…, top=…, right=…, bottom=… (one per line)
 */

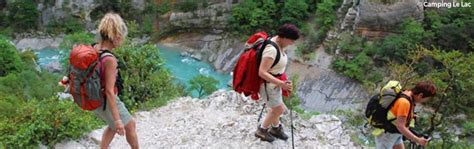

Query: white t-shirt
left=261, top=39, right=287, bottom=75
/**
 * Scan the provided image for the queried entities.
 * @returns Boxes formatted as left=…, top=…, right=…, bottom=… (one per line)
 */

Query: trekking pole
left=289, top=96, right=295, bottom=149
left=257, top=103, right=266, bottom=127
left=258, top=82, right=271, bottom=127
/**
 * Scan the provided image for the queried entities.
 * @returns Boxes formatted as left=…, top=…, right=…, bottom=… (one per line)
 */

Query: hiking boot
left=269, top=124, right=289, bottom=140
left=255, top=127, right=275, bottom=142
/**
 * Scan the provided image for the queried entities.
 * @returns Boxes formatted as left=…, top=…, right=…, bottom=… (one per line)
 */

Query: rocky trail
left=55, top=91, right=359, bottom=148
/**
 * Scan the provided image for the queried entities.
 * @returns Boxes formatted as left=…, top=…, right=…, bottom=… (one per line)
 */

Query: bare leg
left=125, top=118, right=139, bottom=149
left=262, top=108, right=274, bottom=128
left=393, top=143, right=405, bottom=149
left=271, top=105, right=285, bottom=126
left=100, top=127, right=116, bottom=149
left=262, top=105, right=285, bottom=128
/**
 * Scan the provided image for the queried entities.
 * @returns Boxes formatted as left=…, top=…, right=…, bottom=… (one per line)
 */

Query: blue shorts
left=375, top=132, right=403, bottom=149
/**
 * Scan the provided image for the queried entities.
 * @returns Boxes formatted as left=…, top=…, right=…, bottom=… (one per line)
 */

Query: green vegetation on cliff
left=0, top=32, right=186, bottom=147
left=114, top=43, right=186, bottom=111
left=229, top=0, right=341, bottom=59
left=329, top=6, right=474, bottom=147
left=0, top=38, right=101, bottom=148
left=188, top=74, right=219, bottom=98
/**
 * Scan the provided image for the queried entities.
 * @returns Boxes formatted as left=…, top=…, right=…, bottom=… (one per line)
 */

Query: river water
left=34, top=45, right=231, bottom=97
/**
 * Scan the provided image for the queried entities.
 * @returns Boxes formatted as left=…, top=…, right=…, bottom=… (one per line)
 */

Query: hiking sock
left=271, top=123, right=281, bottom=128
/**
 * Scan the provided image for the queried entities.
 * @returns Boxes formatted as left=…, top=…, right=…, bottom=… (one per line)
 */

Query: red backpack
left=67, top=45, right=116, bottom=111
left=232, top=32, right=281, bottom=100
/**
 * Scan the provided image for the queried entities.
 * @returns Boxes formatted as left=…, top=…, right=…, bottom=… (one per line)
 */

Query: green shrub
left=314, top=0, right=341, bottom=44
left=115, top=43, right=185, bottom=111
left=46, top=17, right=85, bottom=34
left=0, top=39, right=60, bottom=101
left=5, top=0, right=39, bottom=32
left=0, top=26, right=13, bottom=37
left=142, top=15, right=155, bottom=35
left=126, top=20, right=141, bottom=38
left=332, top=52, right=373, bottom=82
left=229, top=0, right=277, bottom=35
left=0, top=34, right=9, bottom=41
left=145, top=0, right=170, bottom=15
left=427, top=135, right=474, bottom=149
left=0, top=37, right=98, bottom=147
left=463, top=121, right=474, bottom=136
left=0, top=39, right=24, bottom=77
left=19, top=50, right=38, bottom=67
left=283, top=75, right=303, bottom=111
left=338, top=34, right=370, bottom=55
left=424, top=6, right=474, bottom=52
left=176, top=0, right=198, bottom=12
left=0, top=70, right=60, bottom=101
left=375, top=18, right=431, bottom=62
left=280, top=0, right=309, bottom=27
left=297, top=23, right=320, bottom=60
left=0, top=97, right=103, bottom=148
left=299, top=111, right=320, bottom=120
left=315, top=0, right=340, bottom=29
left=188, top=74, right=219, bottom=98
left=127, top=17, right=154, bottom=38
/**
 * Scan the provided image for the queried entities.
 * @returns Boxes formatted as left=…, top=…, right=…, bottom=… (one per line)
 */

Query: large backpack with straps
left=67, top=44, right=124, bottom=111
left=365, top=80, right=414, bottom=133
left=232, top=32, right=281, bottom=100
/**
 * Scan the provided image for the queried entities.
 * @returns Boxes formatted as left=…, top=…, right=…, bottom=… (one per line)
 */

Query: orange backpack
left=68, top=45, right=110, bottom=110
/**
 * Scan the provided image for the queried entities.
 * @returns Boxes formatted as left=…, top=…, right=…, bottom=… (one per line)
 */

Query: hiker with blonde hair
left=93, top=12, right=138, bottom=149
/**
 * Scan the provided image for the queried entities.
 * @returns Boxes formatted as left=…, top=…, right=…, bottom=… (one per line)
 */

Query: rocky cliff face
left=157, top=0, right=241, bottom=72
left=287, top=47, right=369, bottom=112
left=54, top=91, right=358, bottom=148
left=160, top=33, right=242, bottom=73
left=159, top=0, right=234, bottom=34
left=340, top=0, right=424, bottom=39
left=37, top=0, right=97, bottom=30
left=36, top=0, right=146, bottom=31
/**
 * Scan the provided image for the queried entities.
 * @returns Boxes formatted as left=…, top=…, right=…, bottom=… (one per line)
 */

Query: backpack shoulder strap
left=99, top=50, right=116, bottom=61
left=383, top=93, right=401, bottom=122
left=267, top=40, right=280, bottom=68
left=393, top=93, right=414, bottom=126
left=401, top=93, right=414, bottom=120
